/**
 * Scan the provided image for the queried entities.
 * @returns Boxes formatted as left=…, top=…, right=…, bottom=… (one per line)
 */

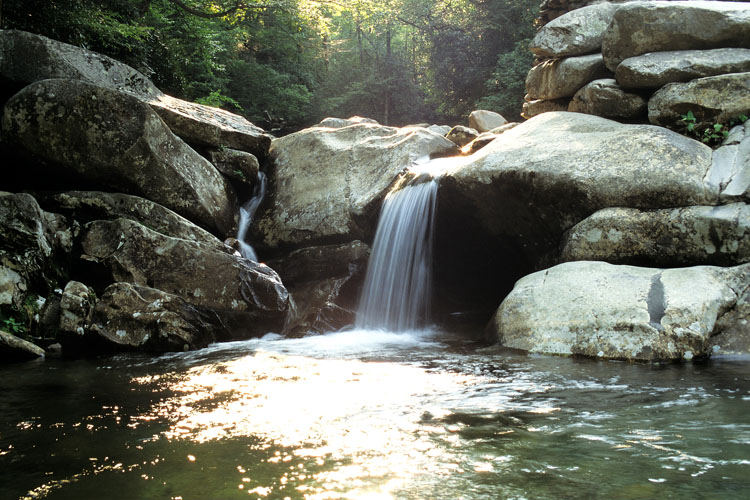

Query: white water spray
left=356, top=173, right=438, bottom=331
left=236, top=171, right=267, bottom=261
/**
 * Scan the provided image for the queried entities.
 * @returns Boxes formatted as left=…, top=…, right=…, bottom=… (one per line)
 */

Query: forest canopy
left=0, top=0, right=538, bottom=131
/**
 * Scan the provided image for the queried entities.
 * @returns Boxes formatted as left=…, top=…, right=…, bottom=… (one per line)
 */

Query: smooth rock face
left=490, top=261, right=747, bottom=361
left=568, top=78, right=647, bottom=119
left=0, top=193, right=72, bottom=295
left=255, top=123, right=457, bottom=250
left=525, top=54, right=612, bottom=100
left=316, top=116, right=380, bottom=128
left=711, top=122, right=750, bottom=203
left=0, top=30, right=272, bottom=158
left=2, top=79, right=238, bottom=235
left=88, top=283, right=217, bottom=352
left=648, top=72, right=750, bottom=128
left=0, top=330, right=45, bottom=362
left=616, top=48, right=750, bottom=89
left=602, top=1, right=750, bottom=71
left=35, top=191, right=223, bottom=250
left=531, top=2, right=619, bottom=58
left=468, top=110, right=507, bottom=133
left=522, top=97, right=570, bottom=118
left=561, top=204, right=750, bottom=267
left=207, top=148, right=260, bottom=187
left=81, top=218, right=291, bottom=336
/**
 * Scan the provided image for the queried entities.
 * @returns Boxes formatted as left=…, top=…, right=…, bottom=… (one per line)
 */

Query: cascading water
left=356, top=172, right=438, bottom=331
left=236, top=171, right=267, bottom=262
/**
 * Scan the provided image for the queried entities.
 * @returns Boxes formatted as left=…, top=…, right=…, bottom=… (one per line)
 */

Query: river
left=1, top=329, right=749, bottom=499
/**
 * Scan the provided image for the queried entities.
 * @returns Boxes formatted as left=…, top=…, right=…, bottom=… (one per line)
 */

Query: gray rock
left=710, top=273, right=750, bottom=356
left=602, top=1, right=750, bottom=72
left=446, top=125, right=479, bottom=147
left=35, top=191, right=223, bottom=250
left=525, top=53, right=612, bottom=100
left=648, top=72, right=750, bottom=128
left=316, top=116, right=380, bottom=128
left=0, top=330, right=45, bottom=362
left=531, top=2, right=619, bottom=58
left=522, top=97, right=570, bottom=119
left=80, top=218, right=292, bottom=337
left=0, top=266, right=26, bottom=307
left=490, top=261, right=749, bottom=361
left=568, top=78, right=647, bottom=119
left=58, top=281, right=94, bottom=337
left=254, top=123, right=457, bottom=250
left=2, top=79, right=238, bottom=235
left=207, top=148, right=260, bottom=187
left=468, top=110, right=507, bottom=133
left=0, top=30, right=272, bottom=158
left=462, top=132, right=499, bottom=155
left=560, top=204, right=750, bottom=267
left=426, top=124, right=452, bottom=136
left=88, top=282, right=217, bottom=352
left=706, top=122, right=750, bottom=203
left=616, top=48, right=750, bottom=89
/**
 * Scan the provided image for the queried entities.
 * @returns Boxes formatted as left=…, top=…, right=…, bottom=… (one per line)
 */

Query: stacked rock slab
left=525, top=1, right=750, bottom=125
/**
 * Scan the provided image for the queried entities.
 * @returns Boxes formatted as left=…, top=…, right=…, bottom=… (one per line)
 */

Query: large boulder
left=616, top=48, right=750, bottom=89
left=490, top=261, right=749, bottom=361
left=206, top=148, right=260, bottom=188
left=87, top=283, right=218, bottom=352
left=435, top=112, right=715, bottom=312
left=35, top=191, right=223, bottom=250
left=80, top=218, right=292, bottom=337
left=468, top=110, right=507, bottom=133
left=568, top=78, right=647, bottom=119
left=316, top=116, right=380, bottom=129
left=530, top=2, right=619, bottom=58
left=254, top=123, right=457, bottom=250
left=602, top=1, right=750, bottom=72
left=647, top=72, right=750, bottom=128
left=525, top=54, right=611, bottom=100
left=446, top=125, right=479, bottom=148
left=560, top=203, right=750, bottom=267
left=522, top=97, right=570, bottom=119
left=0, top=29, right=272, bottom=158
left=2, top=79, right=238, bottom=235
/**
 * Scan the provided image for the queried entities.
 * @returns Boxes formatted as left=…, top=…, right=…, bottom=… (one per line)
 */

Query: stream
left=1, top=329, right=749, bottom=499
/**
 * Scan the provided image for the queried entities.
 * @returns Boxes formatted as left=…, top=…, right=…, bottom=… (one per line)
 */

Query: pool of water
left=1, top=329, right=749, bottom=499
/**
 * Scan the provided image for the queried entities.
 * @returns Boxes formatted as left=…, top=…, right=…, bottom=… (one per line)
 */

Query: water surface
left=1, top=329, right=749, bottom=499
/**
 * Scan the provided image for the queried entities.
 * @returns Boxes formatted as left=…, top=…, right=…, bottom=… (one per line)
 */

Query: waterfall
left=236, top=171, right=267, bottom=262
left=356, top=174, right=438, bottom=331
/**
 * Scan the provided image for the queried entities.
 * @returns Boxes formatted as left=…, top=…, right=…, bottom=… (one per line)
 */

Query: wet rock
left=446, top=125, right=479, bottom=147
left=0, top=330, right=45, bottom=362
left=525, top=54, right=611, bottom=100
left=206, top=148, right=260, bottom=187
left=490, top=261, right=748, bottom=361
left=80, top=218, right=291, bottom=337
left=88, top=282, right=217, bottom=352
left=568, top=79, right=647, bottom=119
left=647, top=72, right=750, bottom=128
left=267, top=241, right=370, bottom=336
left=468, top=110, right=507, bottom=133
left=530, top=2, right=619, bottom=58
left=561, top=204, right=750, bottom=267
left=254, top=123, right=457, bottom=250
left=602, top=1, right=750, bottom=72
left=35, top=191, right=223, bottom=250
left=2, top=79, right=238, bottom=235
left=616, top=48, right=750, bottom=89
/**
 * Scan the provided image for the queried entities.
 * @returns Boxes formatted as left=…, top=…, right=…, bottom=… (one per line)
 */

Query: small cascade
left=356, top=172, right=439, bottom=331
left=236, top=171, right=267, bottom=261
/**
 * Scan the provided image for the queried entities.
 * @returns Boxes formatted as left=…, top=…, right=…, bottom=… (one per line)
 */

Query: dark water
left=1, top=330, right=749, bottom=500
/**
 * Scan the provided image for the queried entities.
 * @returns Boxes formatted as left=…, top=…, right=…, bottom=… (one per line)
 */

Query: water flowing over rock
left=1, top=79, right=238, bottom=235
left=530, top=2, right=618, bottom=58
left=236, top=172, right=267, bottom=261
left=616, top=48, right=750, bottom=89
left=357, top=178, right=438, bottom=331
left=560, top=204, right=750, bottom=267
left=647, top=72, right=750, bottom=128
left=602, top=1, right=750, bottom=72
left=80, top=218, right=292, bottom=337
left=525, top=54, right=611, bottom=100
left=490, top=261, right=749, bottom=362
left=254, top=123, right=457, bottom=250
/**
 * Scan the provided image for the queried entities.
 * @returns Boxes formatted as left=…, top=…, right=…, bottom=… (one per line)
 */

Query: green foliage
left=195, top=90, right=243, bottom=110
left=679, top=111, right=749, bottom=147
left=0, top=295, right=41, bottom=339
left=476, top=40, right=535, bottom=121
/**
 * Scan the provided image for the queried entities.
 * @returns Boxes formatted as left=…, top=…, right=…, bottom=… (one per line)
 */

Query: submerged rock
left=255, top=123, right=457, bottom=250
left=2, top=79, right=238, bottom=235
left=561, top=204, right=750, bottom=267
left=490, top=261, right=749, bottom=361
